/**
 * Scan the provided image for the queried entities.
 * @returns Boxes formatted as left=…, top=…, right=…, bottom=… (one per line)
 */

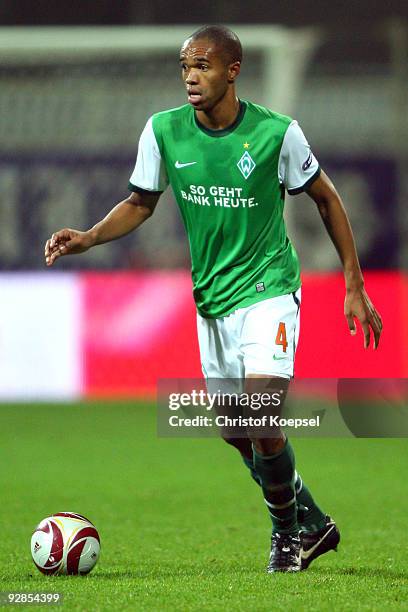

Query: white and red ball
left=31, top=512, right=100, bottom=575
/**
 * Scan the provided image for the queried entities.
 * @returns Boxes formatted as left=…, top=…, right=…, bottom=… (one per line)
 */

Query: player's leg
left=196, top=299, right=327, bottom=533
left=238, top=448, right=324, bottom=528
left=240, top=292, right=336, bottom=570
left=196, top=309, right=251, bottom=442
left=224, top=432, right=326, bottom=531
left=245, top=377, right=297, bottom=533
left=240, top=291, right=326, bottom=527
left=227, top=435, right=330, bottom=538
left=221, top=392, right=336, bottom=571
left=196, top=303, right=338, bottom=571
left=233, top=406, right=339, bottom=570
left=196, top=310, right=263, bottom=481
left=244, top=375, right=301, bottom=572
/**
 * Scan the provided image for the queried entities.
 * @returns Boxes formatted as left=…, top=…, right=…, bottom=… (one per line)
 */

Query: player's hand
left=44, top=229, right=95, bottom=266
left=344, top=287, right=383, bottom=349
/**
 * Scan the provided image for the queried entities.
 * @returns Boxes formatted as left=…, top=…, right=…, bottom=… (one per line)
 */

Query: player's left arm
left=306, top=170, right=383, bottom=349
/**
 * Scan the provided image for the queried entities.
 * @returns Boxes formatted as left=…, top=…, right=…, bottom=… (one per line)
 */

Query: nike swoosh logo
left=300, top=525, right=335, bottom=560
left=175, top=161, right=197, bottom=169
left=273, top=354, right=286, bottom=361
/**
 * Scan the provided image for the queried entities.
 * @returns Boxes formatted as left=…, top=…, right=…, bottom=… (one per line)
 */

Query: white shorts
left=197, top=289, right=301, bottom=381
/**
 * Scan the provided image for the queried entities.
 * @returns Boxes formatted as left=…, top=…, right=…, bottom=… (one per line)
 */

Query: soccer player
left=45, top=25, right=383, bottom=572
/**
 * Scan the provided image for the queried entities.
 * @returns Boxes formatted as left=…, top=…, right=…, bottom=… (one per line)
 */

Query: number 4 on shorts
left=275, top=322, right=288, bottom=353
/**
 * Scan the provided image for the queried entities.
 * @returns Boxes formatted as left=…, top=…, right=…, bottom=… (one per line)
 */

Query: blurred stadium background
left=0, top=4, right=407, bottom=399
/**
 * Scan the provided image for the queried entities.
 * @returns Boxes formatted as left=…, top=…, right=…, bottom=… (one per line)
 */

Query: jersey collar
left=194, top=100, right=247, bottom=137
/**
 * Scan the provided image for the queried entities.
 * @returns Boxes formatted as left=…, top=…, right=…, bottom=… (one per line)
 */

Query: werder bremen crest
left=237, top=151, right=256, bottom=179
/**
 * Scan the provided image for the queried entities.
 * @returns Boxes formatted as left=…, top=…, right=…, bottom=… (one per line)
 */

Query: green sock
left=242, top=450, right=326, bottom=533
left=252, top=439, right=298, bottom=536
left=295, top=472, right=326, bottom=532
left=241, top=454, right=262, bottom=486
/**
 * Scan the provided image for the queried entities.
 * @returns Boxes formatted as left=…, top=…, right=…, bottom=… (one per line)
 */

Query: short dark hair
left=188, top=25, right=243, bottom=64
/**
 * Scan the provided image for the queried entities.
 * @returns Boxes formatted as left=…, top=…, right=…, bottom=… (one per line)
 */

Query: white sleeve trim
left=129, top=117, right=169, bottom=192
left=278, top=120, right=320, bottom=194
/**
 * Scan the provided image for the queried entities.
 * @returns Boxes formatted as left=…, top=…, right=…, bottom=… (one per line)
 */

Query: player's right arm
left=45, top=115, right=167, bottom=267
left=44, top=191, right=160, bottom=266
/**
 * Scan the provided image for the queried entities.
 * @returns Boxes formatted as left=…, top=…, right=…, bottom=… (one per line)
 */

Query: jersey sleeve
left=128, top=117, right=169, bottom=193
left=278, top=120, right=321, bottom=195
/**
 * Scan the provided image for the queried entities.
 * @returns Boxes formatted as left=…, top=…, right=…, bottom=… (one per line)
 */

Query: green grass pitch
left=0, top=402, right=407, bottom=611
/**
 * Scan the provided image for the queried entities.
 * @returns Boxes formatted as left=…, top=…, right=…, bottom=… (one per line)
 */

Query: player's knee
left=250, top=436, right=285, bottom=456
left=221, top=435, right=254, bottom=457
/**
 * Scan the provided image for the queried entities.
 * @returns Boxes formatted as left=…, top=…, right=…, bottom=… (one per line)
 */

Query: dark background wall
left=1, top=1, right=407, bottom=27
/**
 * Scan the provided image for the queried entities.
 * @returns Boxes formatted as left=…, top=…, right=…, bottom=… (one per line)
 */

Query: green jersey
left=129, top=100, right=320, bottom=318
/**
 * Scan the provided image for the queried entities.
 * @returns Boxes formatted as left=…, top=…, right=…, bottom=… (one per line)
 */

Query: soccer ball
left=31, top=512, right=100, bottom=575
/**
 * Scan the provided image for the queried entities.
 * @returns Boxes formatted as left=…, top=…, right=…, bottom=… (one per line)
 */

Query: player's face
left=180, top=38, right=237, bottom=111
